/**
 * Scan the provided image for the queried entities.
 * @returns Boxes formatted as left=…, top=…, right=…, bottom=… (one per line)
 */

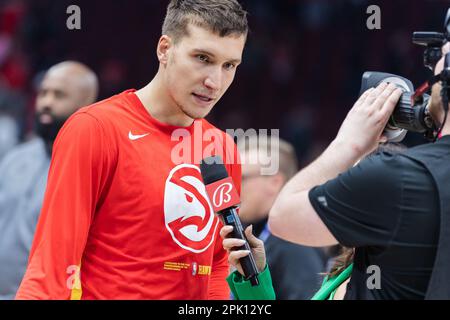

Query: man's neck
left=246, top=216, right=269, bottom=237
left=135, top=74, right=194, bottom=127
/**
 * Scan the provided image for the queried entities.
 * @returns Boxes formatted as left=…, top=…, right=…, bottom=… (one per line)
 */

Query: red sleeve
left=15, top=113, right=113, bottom=300
left=207, top=140, right=241, bottom=300
left=207, top=223, right=231, bottom=300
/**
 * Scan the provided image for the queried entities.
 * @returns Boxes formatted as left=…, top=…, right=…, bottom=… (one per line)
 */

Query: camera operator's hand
left=220, top=225, right=266, bottom=275
left=334, top=82, right=403, bottom=158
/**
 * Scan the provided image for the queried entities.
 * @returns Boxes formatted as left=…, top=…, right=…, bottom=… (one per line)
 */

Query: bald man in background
left=0, top=61, right=98, bottom=299
left=237, top=136, right=328, bottom=299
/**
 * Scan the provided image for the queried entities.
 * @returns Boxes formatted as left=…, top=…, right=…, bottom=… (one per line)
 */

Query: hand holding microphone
left=220, top=225, right=267, bottom=276
left=200, top=156, right=260, bottom=286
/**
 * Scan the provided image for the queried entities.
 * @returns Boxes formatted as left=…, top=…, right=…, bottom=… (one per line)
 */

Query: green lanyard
left=311, top=263, right=353, bottom=300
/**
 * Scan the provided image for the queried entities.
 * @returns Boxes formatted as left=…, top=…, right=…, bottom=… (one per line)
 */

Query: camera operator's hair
left=162, top=0, right=248, bottom=43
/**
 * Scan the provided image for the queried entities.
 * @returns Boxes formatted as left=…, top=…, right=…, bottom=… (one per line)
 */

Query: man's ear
left=157, top=35, right=172, bottom=65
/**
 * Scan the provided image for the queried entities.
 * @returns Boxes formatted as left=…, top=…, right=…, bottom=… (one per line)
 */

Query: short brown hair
left=162, top=0, right=248, bottom=43
left=238, top=135, right=299, bottom=181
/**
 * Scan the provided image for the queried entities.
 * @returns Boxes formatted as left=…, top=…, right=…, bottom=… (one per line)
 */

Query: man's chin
left=183, top=109, right=212, bottom=121
left=34, top=118, right=67, bottom=143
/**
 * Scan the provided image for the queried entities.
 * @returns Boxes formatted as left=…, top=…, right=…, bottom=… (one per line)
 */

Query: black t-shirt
left=309, top=151, right=440, bottom=299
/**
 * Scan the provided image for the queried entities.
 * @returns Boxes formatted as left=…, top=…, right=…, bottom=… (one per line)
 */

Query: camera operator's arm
left=269, top=83, right=402, bottom=247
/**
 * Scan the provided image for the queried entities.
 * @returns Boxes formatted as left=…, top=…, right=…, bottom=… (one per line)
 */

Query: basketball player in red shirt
left=16, top=0, right=248, bottom=299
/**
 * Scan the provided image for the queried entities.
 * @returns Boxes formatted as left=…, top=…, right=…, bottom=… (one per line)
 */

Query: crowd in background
left=1, top=0, right=449, bottom=165
left=1, top=0, right=449, bottom=301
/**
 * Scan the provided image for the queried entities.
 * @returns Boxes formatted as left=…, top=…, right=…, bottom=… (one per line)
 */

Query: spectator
left=0, top=61, right=98, bottom=299
left=233, top=135, right=328, bottom=299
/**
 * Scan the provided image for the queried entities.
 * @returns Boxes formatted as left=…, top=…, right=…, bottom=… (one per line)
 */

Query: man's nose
left=204, top=68, right=222, bottom=92
left=37, top=95, right=55, bottom=112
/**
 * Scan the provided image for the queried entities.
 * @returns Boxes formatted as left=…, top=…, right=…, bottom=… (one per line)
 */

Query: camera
left=359, top=71, right=434, bottom=142
left=358, top=8, right=450, bottom=142
left=413, top=8, right=450, bottom=71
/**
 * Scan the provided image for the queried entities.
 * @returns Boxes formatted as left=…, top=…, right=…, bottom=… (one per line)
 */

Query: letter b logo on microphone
left=212, top=183, right=233, bottom=207
left=205, top=177, right=240, bottom=212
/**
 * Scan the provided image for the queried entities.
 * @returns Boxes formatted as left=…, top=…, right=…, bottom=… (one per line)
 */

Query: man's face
left=35, top=69, right=87, bottom=141
left=429, top=43, right=450, bottom=125
left=239, top=149, right=283, bottom=224
left=163, top=24, right=246, bottom=120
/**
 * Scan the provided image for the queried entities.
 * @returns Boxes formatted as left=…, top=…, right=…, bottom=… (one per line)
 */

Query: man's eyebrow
left=192, top=49, right=241, bottom=64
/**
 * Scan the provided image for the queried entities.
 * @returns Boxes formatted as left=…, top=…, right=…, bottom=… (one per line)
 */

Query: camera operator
left=268, top=42, right=450, bottom=300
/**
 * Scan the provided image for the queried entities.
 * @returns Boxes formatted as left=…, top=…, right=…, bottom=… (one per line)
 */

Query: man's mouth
left=39, top=113, right=54, bottom=124
left=192, top=93, right=214, bottom=103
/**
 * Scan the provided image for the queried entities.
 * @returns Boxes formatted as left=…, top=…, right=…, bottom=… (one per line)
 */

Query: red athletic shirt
left=16, top=90, right=241, bottom=300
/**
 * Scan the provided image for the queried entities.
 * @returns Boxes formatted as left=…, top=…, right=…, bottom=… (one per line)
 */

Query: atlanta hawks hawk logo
left=164, top=164, right=219, bottom=253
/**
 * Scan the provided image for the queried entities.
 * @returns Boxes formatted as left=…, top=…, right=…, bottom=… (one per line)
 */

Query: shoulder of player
left=77, top=93, right=128, bottom=121
left=53, top=108, right=115, bottom=153
left=60, top=92, right=136, bottom=138
left=72, top=89, right=141, bottom=125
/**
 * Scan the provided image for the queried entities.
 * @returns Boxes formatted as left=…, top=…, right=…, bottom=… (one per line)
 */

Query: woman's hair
left=327, top=247, right=354, bottom=278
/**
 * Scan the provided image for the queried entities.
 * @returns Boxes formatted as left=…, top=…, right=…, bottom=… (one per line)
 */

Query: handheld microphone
left=200, top=156, right=260, bottom=286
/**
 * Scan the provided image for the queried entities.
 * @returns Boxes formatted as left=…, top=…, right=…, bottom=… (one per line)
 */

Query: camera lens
left=359, top=72, right=434, bottom=142
left=388, top=92, right=430, bottom=133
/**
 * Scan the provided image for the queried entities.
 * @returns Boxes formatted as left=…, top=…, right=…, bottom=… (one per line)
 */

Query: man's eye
left=197, top=55, right=209, bottom=63
left=224, top=63, right=236, bottom=71
left=54, top=91, right=66, bottom=99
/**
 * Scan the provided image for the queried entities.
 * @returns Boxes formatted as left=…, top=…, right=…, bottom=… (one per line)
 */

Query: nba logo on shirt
left=164, top=164, right=219, bottom=253
left=192, top=262, right=198, bottom=276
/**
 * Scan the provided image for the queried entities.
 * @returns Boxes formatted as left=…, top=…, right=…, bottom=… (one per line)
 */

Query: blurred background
left=1, top=0, right=449, bottom=166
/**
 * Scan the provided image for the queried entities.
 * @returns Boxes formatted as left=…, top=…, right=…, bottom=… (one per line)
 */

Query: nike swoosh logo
left=128, top=131, right=150, bottom=141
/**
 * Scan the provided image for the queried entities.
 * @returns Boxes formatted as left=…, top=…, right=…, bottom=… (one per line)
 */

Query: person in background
left=232, top=135, right=328, bottom=299
left=0, top=88, right=27, bottom=160
left=269, top=49, right=450, bottom=299
left=0, top=61, right=98, bottom=299
left=222, top=142, right=408, bottom=300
